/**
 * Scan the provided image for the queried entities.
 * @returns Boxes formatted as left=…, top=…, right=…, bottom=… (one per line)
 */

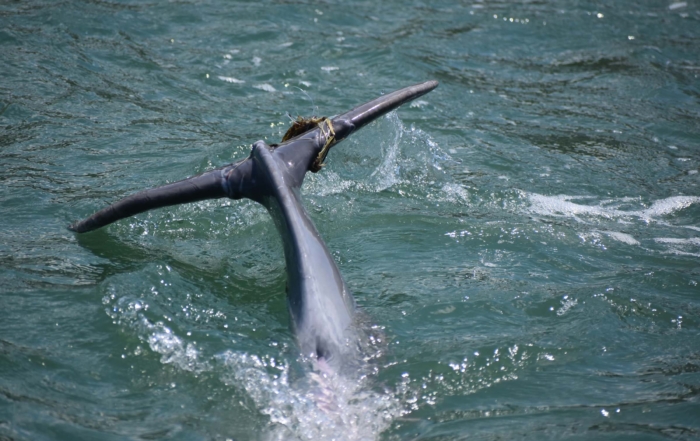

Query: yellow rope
left=311, top=118, right=336, bottom=173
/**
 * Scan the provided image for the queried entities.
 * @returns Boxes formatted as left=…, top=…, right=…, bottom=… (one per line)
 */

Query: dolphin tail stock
left=67, top=161, right=245, bottom=233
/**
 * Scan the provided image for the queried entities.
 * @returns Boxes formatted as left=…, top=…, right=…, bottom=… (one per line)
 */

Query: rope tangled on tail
left=281, top=116, right=336, bottom=173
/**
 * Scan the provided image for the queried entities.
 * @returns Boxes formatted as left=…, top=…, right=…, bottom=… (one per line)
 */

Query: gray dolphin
left=69, top=80, right=439, bottom=372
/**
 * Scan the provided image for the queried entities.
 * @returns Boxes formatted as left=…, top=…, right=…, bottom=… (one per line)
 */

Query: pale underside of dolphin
left=69, top=80, right=439, bottom=372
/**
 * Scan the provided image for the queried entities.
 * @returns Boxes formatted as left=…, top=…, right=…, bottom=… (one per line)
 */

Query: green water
left=2, top=1, right=699, bottom=440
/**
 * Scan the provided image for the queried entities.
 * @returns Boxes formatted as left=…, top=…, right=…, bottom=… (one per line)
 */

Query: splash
left=304, top=111, right=452, bottom=198
left=106, top=294, right=211, bottom=373
left=103, top=273, right=561, bottom=441
left=369, top=112, right=404, bottom=192
left=105, top=291, right=407, bottom=440
left=218, top=351, right=402, bottom=441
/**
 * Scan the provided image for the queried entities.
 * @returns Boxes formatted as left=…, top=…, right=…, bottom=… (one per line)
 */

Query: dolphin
left=69, top=80, right=439, bottom=372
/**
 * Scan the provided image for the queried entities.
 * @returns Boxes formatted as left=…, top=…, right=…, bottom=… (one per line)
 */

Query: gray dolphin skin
left=69, top=80, right=438, bottom=372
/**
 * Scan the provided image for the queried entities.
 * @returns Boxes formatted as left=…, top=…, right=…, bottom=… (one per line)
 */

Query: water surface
left=1, top=1, right=699, bottom=440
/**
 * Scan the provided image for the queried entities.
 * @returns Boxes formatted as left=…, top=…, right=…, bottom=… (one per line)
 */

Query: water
left=1, top=1, right=699, bottom=440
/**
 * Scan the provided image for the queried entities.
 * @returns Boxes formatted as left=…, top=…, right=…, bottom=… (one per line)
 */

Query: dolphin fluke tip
left=422, top=79, right=439, bottom=90
left=329, top=80, right=439, bottom=143
left=68, top=221, right=93, bottom=233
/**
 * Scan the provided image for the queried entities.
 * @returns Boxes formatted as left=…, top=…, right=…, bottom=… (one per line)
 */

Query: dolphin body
left=69, top=80, right=438, bottom=372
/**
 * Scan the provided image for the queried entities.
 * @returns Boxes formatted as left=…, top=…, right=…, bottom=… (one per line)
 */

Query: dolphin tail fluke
left=330, top=80, right=439, bottom=142
left=68, top=168, right=229, bottom=233
left=285, top=80, right=439, bottom=174
left=68, top=81, right=440, bottom=233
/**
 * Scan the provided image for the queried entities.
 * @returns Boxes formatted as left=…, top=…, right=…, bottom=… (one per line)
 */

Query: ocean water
left=1, top=1, right=699, bottom=440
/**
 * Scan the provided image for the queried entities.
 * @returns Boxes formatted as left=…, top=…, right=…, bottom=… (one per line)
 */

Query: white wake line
left=655, top=237, right=700, bottom=246
left=525, top=193, right=700, bottom=222
left=595, top=230, right=640, bottom=246
left=523, top=192, right=700, bottom=251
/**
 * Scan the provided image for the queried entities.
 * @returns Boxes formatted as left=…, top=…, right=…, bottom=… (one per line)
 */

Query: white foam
left=600, top=231, right=640, bottom=246
left=218, top=76, right=245, bottom=84
left=526, top=193, right=700, bottom=221
left=107, top=291, right=404, bottom=440
left=654, top=237, right=700, bottom=257
left=218, top=351, right=401, bottom=441
left=146, top=325, right=209, bottom=373
left=525, top=193, right=700, bottom=253
left=254, top=84, right=277, bottom=93
left=641, top=196, right=700, bottom=217
left=556, top=297, right=578, bottom=316
left=669, top=2, right=687, bottom=10
left=441, top=183, right=470, bottom=204
left=655, top=237, right=700, bottom=246
left=527, top=194, right=612, bottom=219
